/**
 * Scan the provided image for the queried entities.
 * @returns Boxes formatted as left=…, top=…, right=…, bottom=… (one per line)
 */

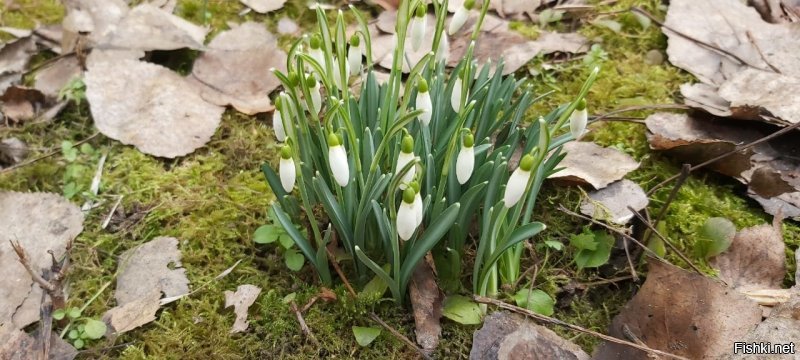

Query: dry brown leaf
left=191, top=22, right=286, bottom=114
left=102, top=4, right=208, bottom=52
left=240, top=0, right=286, bottom=13
left=61, top=0, right=129, bottom=52
left=665, top=0, right=800, bottom=126
left=33, top=57, right=82, bottom=100
left=103, top=287, right=161, bottom=334
left=276, top=17, right=299, bottom=35
left=0, top=192, right=83, bottom=342
left=593, top=261, right=762, bottom=360
left=711, top=214, right=785, bottom=292
left=0, top=36, right=36, bottom=93
left=409, top=257, right=443, bottom=354
left=550, top=141, right=639, bottom=189
left=85, top=57, right=223, bottom=158
left=116, top=236, right=190, bottom=306
left=0, top=86, right=46, bottom=122
left=0, top=329, right=77, bottom=360
left=0, top=137, right=28, bottom=168
left=646, top=112, right=800, bottom=219
left=224, top=284, right=262, bottom=334
left=470, top=311, right=589, bottom=360
left=579, top=179, right=648, bottom=224
left=490, top=0, right=540, bottom=20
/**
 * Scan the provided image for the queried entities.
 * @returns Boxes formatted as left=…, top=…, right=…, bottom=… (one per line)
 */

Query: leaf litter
left=224, top=284, right=262, bottom=334
left=0, top=192, right=84, bottom=343
left=549, top=141, right=639, bottom=190
left=408, top=256, right=443, bottom=354
left=470, top=311, right=589, bottom=360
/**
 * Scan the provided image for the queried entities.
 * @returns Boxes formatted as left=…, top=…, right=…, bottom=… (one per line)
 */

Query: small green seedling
left=570, top=228, right=614, bottom=269
left=53, top=307, right=107, bottom=349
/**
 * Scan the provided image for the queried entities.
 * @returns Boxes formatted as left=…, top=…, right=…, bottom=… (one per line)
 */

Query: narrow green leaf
left=271, top=205, right=317, bottom=270
left=399, top=203, right=460, bottom=291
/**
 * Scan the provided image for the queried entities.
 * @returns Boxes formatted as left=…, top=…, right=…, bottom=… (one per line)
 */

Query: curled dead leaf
left=470, top=311, right=589, bottom=360
left=579, top=179, right=648, bottom=224
left=710, top=214, right=785, bottom=292
left=409, top=257, right=443, bottom=353
left=224, top=284, right=262, bottom=334
left=550, top=141, right=639, bottom=190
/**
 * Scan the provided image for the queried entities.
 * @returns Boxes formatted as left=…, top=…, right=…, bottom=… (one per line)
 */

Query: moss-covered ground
left=1, top=0, right=798, bottom=358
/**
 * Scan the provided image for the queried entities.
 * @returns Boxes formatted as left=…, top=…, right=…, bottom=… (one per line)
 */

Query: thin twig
left=290, top=301, right=318, bottom=345
left=578, top=275, right=635, bottom=289
left=369, top=312, right=432, bottom=360
left=646, top=118, right=800, bottom=196
left=621, top=236, right=638, bottom=282
left=557, top=206, right=666, bottom=263
left=590, top=104, right=690, bottom=123
left=0, top=132, right=100, bottom=174
left=630, top=7, right=774, bottom=73
left=746, top=31, right=781, bottom=74
left=473, top=295, right=690, bottom=360
left=645, top=164, right=691, bottom=241
left=101, top=195, right=124, bottom=230
left=10, top=241, right=55, bottom=292
left=627, top=206, right=704, bottom=275
left=325, top=247, right=357, bottom=298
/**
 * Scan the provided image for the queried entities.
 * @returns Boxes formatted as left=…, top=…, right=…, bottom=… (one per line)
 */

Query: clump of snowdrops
left=263, top=0, right=597, bottom=303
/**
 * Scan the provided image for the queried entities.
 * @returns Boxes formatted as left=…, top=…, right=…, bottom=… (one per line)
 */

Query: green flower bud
left=402, top=187, right=416, bottom=204
left=274, top=96, right=282, bottom=111
left=575, top=98, right=587, bottom=111
left=409, top=180, right=420, bottom=193
left=287, top=72, right=299, bottom=87
left=463, top=131, right=474, bottom=148
left=464, top=0, right=476, bottom=10
left=327, top=132, right=340, bottom=147
left=310, top=34, right=322, bottom=49
left=280, top=144, right=292, bottom=159
left=415, top=3, right=426, bottom=17
left=305, top=74, right=316, bottom=89
left=519, top=154, right=535, bottom=172
left=349, top=34, right=360, bottom=47
left=401, top=134, right=414, bottom=153
left=417, top=78, right=429, bottom=93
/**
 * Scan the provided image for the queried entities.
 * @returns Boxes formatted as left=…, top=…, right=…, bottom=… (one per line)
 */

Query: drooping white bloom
left=570, top=99, right=588, bottom=139
left=279, top=145, right=295, bottom=193
left=348, top=34, right=363, bottom=76
left=416, top=78, right=432, bottom=126
left=396, top=134, right=416, bottom=189
left=309, top=75, right=322, bottom=116
left=273, top=96, right=286, bottom=142
left=456, top=131, right=474, bottom=184
left=451, top=76, right=463, bottom=113
left=503, top=154, right=534, bottom=208
left=413, top=191, right=423, bottom=227
left=327, top=133, right=349, bottom=187
left=448, top=0, right=474, bottom=35
left=331, top=56, right=350, bottom=89
left=436, top=33, right=450, bottom=64
left=410, top=5, right=427, bottom=51
left=309, top=34, right=325, bottom=69
left=397, top=188, right=418, bottom=241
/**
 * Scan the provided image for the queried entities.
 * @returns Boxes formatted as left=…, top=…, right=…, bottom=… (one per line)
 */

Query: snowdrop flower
left=504, top=153, right=534, bottom=208
left=436, top=33, right=449, bottom=63
left=307, top=74, right=322, bottom=116
left=331, top=56, right=349, bottom=89
left=570, top=99, right=588, bottom=139
left=409, top=181, right=423, bottom=227
left=410, top=4, right=427, bottom=51
left=449, top=0, right=475, bottom=35
left=416, top=78, right=432, bottom=126
left=347, top=34, right=363, bottom=76
left=327, top=132, right=349, bottom=187
left=456, top=130, right=474, bottom=184
left=396, top=133, right=416, bottom=189
left=397, top=187, right=418, bottom=241
left=309, top=34, right=325, bottom=69
left=450, top=73, right=464, bottom=113
left=279, top=144, right=296, bottom=193
left=272, top=94, right=286, bottom=142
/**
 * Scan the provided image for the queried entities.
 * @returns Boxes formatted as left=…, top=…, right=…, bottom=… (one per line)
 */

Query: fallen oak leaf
left=549, top=141, right=640, bottom=190
left=579, top=179, right=648, bottom=225
left=102, top=287, right=161, bottom=335
left=470, top=311, right=589, bottom=360
left=224, top=284, right=262, bottom=334
left=115, top=236, right=190, bottom=306
left=85, top=57, right=223, bottom=158
left=191, top=22, right=287, bottom=115
left=592, top=261, right=762, bottom=359
left=101, top=4, right=208, bottom=52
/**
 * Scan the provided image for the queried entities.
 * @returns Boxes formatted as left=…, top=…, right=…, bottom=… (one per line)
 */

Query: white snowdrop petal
left=411, top=16, right=426, bottom=51
left=436, top=34, right=449, bottom=63
left=570, top=108, right=588, bottom=139
left=449, top=7, right=468, bottom=35
left=397, top=202, right=418, bottom=241
left=456, top=146, right=474, bottom=185
left=503, top=168, right=531, bottom=208
left=416, top=92, right=432, bottom=126
left=310, top=48, right=325, bottom=69
left=348, top=45, right=362, bottom=76
left=396, top=152, right=416, bottom=188
left=311, top=82, right=322, bottom=115
left=413, top=193, right=423, bottom=227
left=329, top=145, right=350, bottom=187
left=451, top=78, right=463, bottom=113
left=279, top=158, right=296, bottom=193
left=273, top=109, right=286, bottom=142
